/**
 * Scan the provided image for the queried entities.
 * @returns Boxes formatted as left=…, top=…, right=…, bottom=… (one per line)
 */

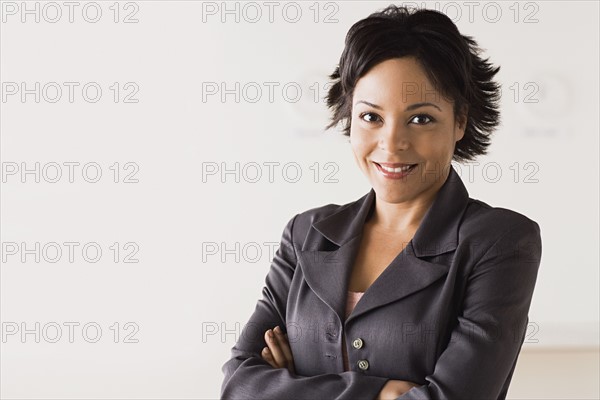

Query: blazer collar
left=311, top=164, right=469, bottom=257
left=297, top=165, right=470, bottom=325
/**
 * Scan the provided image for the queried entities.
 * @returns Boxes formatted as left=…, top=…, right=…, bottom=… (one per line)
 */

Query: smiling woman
left=348, top=57, right=467, bottom=221
left=220, top=4, right=541, bottom=400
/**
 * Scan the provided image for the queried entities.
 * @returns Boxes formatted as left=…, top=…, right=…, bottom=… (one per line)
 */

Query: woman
left=221, top=5, right=542, bottom=400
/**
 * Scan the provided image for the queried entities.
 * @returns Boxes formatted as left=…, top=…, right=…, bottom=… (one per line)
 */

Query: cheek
left=352, top=121, right=377, bottom=140
left=414, top=134, right=454, bottom=157
left=351, top=136, right=373, bottom=158
left=350, top=138, right=365, bottom=161
left=350, top=127, right=369, bottom=150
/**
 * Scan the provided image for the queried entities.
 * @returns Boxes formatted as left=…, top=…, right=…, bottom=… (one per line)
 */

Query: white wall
left=1, top=1, right=598, bottom=398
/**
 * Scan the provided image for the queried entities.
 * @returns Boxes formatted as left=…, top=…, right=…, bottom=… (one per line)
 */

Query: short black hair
left=325, top=4, right=501, bottom=163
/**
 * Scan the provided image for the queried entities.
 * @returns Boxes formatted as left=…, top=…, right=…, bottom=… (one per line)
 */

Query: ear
left=455, top=104, right=468, bottom=141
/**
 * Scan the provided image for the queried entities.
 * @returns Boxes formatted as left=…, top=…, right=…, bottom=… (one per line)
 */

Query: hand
left=376, top=379, right=421, bottom=400
left=261, top=326, right=296, bottom=374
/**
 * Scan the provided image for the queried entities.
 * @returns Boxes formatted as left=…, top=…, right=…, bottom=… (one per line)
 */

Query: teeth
left=379, top=164, right=414, bottom=173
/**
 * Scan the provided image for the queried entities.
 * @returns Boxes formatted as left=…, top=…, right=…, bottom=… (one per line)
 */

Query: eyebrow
left=355, top=100, right=442, bottom=112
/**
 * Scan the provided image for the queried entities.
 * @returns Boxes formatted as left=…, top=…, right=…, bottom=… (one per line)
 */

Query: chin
left=373, top=185, right=414, bottom=201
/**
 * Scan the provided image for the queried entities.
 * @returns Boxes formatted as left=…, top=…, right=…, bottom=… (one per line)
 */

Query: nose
left=378, top=119, right=410, bottom=153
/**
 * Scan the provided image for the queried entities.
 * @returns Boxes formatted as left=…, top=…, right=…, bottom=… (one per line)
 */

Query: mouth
left=373, top=162, right=418, bottom=179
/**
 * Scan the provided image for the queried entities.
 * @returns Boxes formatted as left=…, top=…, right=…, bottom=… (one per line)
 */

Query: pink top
left=342, top=290, right=364, bottom=371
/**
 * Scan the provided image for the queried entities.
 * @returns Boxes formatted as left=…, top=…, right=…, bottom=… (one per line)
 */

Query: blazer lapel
left=297, top=165, right=470, bottom=325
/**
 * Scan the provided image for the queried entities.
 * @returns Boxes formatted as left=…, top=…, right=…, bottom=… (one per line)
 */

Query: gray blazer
left=220, top=165, right=542, bottom=400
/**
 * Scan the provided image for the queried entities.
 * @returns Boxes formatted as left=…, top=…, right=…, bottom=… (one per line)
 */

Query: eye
left=409, top=114, right=435, bottom=125
left=359, top=112, right=382, bottom=124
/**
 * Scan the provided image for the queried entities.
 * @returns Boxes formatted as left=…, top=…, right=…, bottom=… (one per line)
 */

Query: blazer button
left=325, top=331, right=337, bottom=342
left=352, top=338, right=364, bottom=349
left=357, top=359, right=369, bottom=371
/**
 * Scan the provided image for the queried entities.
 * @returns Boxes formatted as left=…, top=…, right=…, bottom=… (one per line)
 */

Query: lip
left=373, top=162, right=418, bottom=179
left=375, top=162, right=418, bottom=168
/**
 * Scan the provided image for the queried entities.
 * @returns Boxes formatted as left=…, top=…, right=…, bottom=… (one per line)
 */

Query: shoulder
left=281, top=195, right=358, bottom=245
left=459, top=197, right=541, bottom=249
left=288, top=200, right=348, bottom=236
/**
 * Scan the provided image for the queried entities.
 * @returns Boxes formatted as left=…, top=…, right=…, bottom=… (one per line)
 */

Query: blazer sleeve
left=220, top=213, right=391, bottom=400
left=396, top=218, right=543, bottom=400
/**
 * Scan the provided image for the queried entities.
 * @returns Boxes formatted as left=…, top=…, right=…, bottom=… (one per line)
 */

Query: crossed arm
left=260, top=325, right=419, bottom=399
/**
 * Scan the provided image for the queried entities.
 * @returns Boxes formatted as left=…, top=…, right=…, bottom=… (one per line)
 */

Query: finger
left=264, top=329, right=286, bottom=367
left=263, top=353, right=277, bottom=369
left=273, top=326, right=295, bottom=372
left=261, top=346, right=277, bottom=368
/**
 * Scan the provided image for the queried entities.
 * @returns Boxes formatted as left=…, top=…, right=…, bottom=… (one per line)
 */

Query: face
left=350, top=57, right=466, bottom=205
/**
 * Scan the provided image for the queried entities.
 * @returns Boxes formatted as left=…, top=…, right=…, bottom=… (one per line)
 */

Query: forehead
left=354, top=57, right=444, bottom=105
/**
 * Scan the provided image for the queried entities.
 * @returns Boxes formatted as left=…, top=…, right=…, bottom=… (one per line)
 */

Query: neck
left=369, top=196, right=433, bottom=233
left=368, top=170, right=449, bottom=233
